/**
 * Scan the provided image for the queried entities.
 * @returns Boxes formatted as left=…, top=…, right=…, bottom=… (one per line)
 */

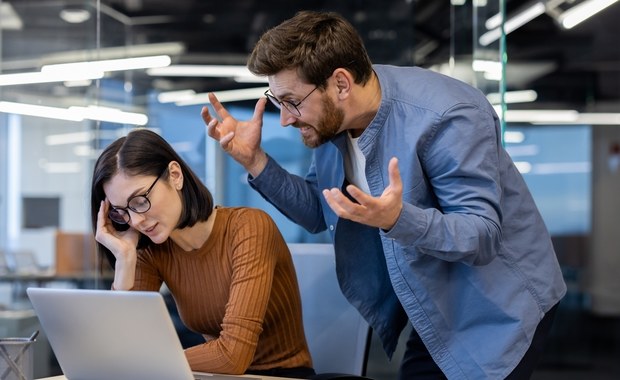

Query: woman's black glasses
left=108, top=169, right=166, bottom=224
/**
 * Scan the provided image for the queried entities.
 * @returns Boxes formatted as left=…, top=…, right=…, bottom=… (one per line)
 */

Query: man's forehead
left=268, top=70, right=311, bottom=96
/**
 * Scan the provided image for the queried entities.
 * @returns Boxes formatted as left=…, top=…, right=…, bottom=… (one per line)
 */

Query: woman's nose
left=127, top=210, right=146, bottom=226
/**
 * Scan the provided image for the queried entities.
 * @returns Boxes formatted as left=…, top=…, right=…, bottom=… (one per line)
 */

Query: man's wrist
left=247, top=152, right=268, bottom=178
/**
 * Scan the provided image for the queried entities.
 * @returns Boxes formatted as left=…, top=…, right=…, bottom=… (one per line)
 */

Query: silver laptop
left=27, top=287, right=260, bottom=380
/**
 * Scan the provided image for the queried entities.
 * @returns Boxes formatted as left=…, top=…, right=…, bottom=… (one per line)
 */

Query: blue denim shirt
left=249, top=65, right=566, bottom=379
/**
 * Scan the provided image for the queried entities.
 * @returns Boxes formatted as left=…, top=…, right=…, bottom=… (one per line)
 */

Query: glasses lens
left=282, top=101, right=301, bottom=116
left=128, top=196, right=151, bottom=213
left=265, top=93, right=300, bottom=116
left=265, top=94, right=281, bottom=109
left=108, top=208, right=129, bottom=224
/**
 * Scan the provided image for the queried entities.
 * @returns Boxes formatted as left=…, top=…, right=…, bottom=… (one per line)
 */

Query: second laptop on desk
left=27, top=287, right=270, bottom=380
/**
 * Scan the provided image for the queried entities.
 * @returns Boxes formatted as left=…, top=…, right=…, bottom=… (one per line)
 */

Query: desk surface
left=0, top=271, right=114, bottom=282
left=38, top=374, right=302, bottom=380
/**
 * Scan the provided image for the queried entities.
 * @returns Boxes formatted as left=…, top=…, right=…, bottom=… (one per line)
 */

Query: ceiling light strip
left=480, top=2, right=546, bottom=46
left=558, top=0, right=619, bottom=29
left=147, top=65, right=254, bottom=78
left=0, top=55, right=171, bottom=86
left=41, top=55, right=171, bottom=74
left=175, top=87, right=269, bottom=106
left=0, top=101, right=148, bottom=125
left=0, top=70, right=103, bottom=86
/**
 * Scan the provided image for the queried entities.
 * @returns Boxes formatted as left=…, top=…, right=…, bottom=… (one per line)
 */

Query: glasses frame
left=108, top=169, right=166, bottom=225
left=264, top=86, right=318, bottom=117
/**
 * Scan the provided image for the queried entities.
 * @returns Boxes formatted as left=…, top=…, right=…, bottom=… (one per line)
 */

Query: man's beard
left=296, top=94, right=344, bottom=148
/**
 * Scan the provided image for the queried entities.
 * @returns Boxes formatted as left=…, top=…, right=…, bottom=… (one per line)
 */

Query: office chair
left=288, top=244, right=373, bottom=380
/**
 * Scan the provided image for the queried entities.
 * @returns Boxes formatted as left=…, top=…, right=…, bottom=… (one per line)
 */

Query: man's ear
left=333, top=68, right=352, bottom=97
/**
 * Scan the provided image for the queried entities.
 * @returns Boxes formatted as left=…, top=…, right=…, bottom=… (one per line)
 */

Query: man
left=202, top=10, right=566, bottom=379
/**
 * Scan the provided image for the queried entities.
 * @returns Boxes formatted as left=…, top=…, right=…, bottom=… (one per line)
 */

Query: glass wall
left=2, top=0, right=599, bottom=296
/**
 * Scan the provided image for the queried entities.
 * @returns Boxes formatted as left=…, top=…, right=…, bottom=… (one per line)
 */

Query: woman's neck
left=170, top=208, right=217, bottom=251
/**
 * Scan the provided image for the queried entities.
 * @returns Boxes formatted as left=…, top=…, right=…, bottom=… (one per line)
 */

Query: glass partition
left=1, top=1, right=103, bottom=278
left=0, top=1, right=509, bottom=279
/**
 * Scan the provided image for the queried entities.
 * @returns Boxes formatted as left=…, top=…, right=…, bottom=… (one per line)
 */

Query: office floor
left=364, top=301, right=620, bottom=380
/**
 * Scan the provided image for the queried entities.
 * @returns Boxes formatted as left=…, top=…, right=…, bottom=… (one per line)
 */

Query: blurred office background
left=1, top=0, right=619, bottom=379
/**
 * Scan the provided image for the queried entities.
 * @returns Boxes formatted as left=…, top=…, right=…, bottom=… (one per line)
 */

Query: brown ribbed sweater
left=133, top=206, right=312, bottom=374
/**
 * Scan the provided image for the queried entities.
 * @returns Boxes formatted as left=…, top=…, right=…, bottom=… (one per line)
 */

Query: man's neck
left=345, top=72, right=381, bottom=136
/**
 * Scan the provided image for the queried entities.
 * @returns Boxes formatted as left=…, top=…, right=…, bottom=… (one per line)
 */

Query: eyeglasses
left=264, top=86, right=318, bottom=117
left=108, top=169, right=166, bottom=225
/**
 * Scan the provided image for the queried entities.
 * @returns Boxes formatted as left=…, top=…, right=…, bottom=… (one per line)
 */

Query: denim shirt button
left=329, top=225, right=334, bottom=231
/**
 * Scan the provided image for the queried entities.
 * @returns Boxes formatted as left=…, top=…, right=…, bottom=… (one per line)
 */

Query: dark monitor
left=22, top=196, right=60, bottom=228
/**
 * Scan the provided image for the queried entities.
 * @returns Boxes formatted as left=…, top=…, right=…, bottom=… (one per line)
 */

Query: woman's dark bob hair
left=90, top=128, right=213, bottom=269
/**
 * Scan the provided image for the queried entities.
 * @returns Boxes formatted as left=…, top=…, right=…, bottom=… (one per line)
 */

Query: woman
left=90, top=128, right=314, bottom=378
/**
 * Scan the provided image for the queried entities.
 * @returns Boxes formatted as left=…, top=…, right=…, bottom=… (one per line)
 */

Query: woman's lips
left=143, top=223, right=157, bottom=234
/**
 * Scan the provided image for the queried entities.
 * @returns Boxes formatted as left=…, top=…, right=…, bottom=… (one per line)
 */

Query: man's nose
left=279, top=107, right=298, bottom=127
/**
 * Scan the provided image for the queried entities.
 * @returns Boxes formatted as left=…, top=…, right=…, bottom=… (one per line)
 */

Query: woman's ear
left=167, top=161, right=184, bottom=190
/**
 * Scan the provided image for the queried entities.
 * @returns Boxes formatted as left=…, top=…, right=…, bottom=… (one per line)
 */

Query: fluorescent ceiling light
left=59, top=8, right=91, bottom=24
left=473, top=59, right=502, bottom=80
left=40, top=42, right=185, bottom=66
left=46, top=130, right=122, bottom=145
left=63, top=79, right=93, bottom=87
left=494, top=108, right=620, bottom=125
left=42, top=55, right=171, bottom=74
left=69, top=105, right=148, bottom=125
left=558, top=0, right=619, bottom=29
left=529, top=161, right=591, bottom=175
left=472, top=59, right=502, bottom=73
left=157, top=90, right=197, bottom=103
left=480, top=2, right=546, bottom=46
left=576, top=113, right=620, bottom=125
left=504, top=109, right=579, bottom=123
left=175, top=87, right=269, bottom=106
left=487, top=90, right=538, bottom=104
left=0, top=55, right=171, bottom=87
left=46, top=131, right=95, bottom=145
left=234, top=75, right=269, bottom=83
left=505, top=144, right=540, bottom=157
left=514, top=161, right=533, bottom=174
left=0, top=102, right=83, bottom=121
left=148, top=64, right=268, bottom=83
left=503, top=131, right=526, bottom=143
left=148, top=64, right=253, bottom=77
left=39, top=160, right=82, bottom=174
left=485, top=13, right=503, bottom=30
left=1, top=43, right=184, bottom=72
left=73, top=145, right=98, bottom=158
left=483, top=71, right=502, bottom=81
left=504, top=2, right=546, bottom=32
left=0, top=101, right=148, bottom=125
left=0, top=3, right=23, bottom=30
left=513, top=161, right=592, bottom=175
left=0, top=70, right=103, bottom=86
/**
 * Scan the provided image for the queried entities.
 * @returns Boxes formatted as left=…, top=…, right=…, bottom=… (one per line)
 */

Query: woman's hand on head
left=96, top=200, right=140, bottom=290
left=95, top=200, right=140, bottom=262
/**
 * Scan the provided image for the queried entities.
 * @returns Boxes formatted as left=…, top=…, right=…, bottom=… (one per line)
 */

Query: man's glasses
left=108, top=169, right=166, bottom=225
left=264, top=86, right=318, bottom=117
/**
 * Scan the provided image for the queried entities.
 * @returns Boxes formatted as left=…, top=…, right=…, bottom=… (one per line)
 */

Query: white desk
left=38, top=374, right=302, bottom=380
